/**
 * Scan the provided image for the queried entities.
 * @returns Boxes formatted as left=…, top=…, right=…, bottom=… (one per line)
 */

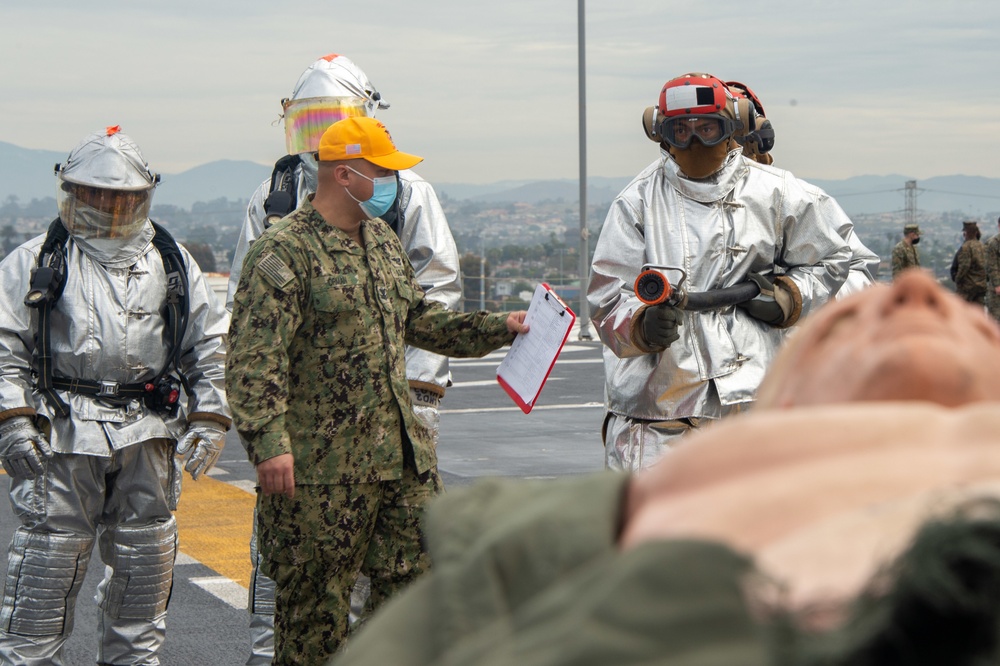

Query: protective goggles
left=658, top=115, right=735, bottom=149
left=282, top=96, right=369, bottom=155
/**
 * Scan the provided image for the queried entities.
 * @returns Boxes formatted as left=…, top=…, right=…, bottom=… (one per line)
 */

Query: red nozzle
left=634, top=270, right=672, bottom=305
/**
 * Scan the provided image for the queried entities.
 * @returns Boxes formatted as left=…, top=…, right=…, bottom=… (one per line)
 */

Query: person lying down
left=332, top=268, right=1000, bottom=666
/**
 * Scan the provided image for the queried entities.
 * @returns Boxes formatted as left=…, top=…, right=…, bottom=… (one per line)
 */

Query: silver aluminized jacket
left=796, top=177, right=879, bottom=298
left=0, top=222, right=230, bottom=455
left=227, top=165, right=462, bottom=393
left=588, top=150, right=851, bottom=420
left=837, top=224, right=879, bottom=297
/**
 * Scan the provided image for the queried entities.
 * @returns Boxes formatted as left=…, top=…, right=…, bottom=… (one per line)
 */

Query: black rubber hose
left=680, top=282, right=760, bottom=311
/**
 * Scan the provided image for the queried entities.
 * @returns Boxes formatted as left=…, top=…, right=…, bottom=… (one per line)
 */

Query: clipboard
left=496, top=283, right=576, bottom=413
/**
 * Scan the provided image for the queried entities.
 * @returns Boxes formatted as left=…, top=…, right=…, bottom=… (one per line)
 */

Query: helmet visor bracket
left=658, top=115, right=735, bottom=149
left=283, top=96, right=369, bottom=155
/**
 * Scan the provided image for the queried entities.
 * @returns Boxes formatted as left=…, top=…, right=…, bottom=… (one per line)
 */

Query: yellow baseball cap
left=317, top=116, right=423, bottom=170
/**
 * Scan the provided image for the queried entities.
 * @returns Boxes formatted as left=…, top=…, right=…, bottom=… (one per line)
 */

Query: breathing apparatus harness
left=24, top=218, right=190, bottom=417
left=262, top=154, right=405, bottom=234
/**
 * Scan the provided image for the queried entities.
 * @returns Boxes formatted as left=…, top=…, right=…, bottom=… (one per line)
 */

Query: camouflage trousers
left=256, top=466, right=442, bottom=666
left=987, top=290, right=1000, bottom=322
left=957, top=286, right=986, bottom=305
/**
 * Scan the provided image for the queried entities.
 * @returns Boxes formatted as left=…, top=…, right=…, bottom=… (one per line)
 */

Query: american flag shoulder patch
left=256, top=252, right=296, bottom=289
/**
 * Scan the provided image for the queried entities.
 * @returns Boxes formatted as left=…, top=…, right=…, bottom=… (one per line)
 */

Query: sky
left=2, top=1, right=1000, bottom=185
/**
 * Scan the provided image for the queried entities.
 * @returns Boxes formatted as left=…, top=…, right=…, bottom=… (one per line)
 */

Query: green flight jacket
left=332, top=473, right=771, bottom=666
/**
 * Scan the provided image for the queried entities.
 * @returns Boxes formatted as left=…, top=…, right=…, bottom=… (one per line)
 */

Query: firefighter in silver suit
left=726, top=80, right=878, bottom=298
left=588, top=73, right=851, bottom=472
left=226, top=54, right=462, bottom=665
left=0, top=126, right=230, bottom=665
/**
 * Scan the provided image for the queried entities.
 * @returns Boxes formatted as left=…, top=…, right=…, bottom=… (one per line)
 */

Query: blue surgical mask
left=345, top=166, right=397, bottom=219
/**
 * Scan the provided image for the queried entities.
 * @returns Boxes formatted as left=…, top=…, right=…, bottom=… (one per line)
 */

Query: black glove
left=736, top=273, right=785, bottom=326
left=640, top=303, right=682, bottom=350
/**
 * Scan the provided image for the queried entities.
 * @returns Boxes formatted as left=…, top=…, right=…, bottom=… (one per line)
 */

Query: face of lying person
left=620, top=269, right=1000, bottom=626
left=620, top=401, right=1000, bottom=615
left=756, top=268, right=1000, bottom=408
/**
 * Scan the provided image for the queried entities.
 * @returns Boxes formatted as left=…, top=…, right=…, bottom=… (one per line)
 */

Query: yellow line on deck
left=174, top=475, right=255, bottom=589
left=0, top=468, right=256, bottom=589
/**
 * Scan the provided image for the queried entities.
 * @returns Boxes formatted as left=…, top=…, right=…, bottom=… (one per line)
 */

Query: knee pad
left=97, top=518, right=177, bottom=621
left=0, top=528, right=94, bottom=637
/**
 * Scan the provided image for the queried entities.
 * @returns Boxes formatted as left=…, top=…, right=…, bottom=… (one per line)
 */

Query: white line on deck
left=450, top=358, right=603, bottom=368
left=441, top=402, right=604, bottom=414
left=189, top=576, right=248, bottom=610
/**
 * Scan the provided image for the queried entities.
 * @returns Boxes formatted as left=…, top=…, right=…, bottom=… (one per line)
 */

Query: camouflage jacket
left=985, top=235, right=1000, bottom=288
left=955, top=239, right=987, bottom=300
left=227, top=199, right=514, bottom=484
left=890, top=240, right=919, bottom=278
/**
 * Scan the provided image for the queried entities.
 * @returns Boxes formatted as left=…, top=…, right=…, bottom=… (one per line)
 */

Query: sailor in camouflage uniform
left=226, top=116, right=528, bottom=665
left=226, top=54, right=464, bottom=664
left=891, top=223, right=921, bottom=279
left=984, top=217, right=1000, bottom=320
left=953, top=220, right=987, bottom=304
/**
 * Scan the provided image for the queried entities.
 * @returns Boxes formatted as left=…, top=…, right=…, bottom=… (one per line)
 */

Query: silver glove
left=0, top=416, right=52, bottom=479
left=175, top=420, right=226, bottom=480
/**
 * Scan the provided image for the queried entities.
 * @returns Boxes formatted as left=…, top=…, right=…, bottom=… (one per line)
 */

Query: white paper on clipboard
left=496, top=283, right=576, bottom=413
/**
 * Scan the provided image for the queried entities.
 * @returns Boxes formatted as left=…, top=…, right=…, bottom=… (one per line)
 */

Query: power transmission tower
left=904, top=180, right=918, bottom=226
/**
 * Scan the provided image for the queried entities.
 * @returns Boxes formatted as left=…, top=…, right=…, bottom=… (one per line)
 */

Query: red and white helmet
left=725, top=80, right=766, bottom=118
left=658, top=73, right=734, bottom=118
left=726, top=80, right=775, bottom=162
left=652, top=73, right=740, bottom=149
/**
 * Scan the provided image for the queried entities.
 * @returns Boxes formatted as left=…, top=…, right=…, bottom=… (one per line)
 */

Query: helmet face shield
left=283, top=96, right=369, bottom=155
left=659, top=115, right=735, bottom=149
left=57, top=181, right=152, bottom=240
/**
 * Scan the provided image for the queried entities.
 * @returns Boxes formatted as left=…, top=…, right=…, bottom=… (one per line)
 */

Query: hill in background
left=0, top=141, right=271, bottom=208
left=1, top=140, right=998, bottom=216
left=436, top=174, right=1000, bottom=218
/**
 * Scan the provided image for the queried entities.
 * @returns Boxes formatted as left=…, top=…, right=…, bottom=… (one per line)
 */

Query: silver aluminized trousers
left=602, top=403, right=746, bottom=471
left=0, top=439, right=178, bottom=666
